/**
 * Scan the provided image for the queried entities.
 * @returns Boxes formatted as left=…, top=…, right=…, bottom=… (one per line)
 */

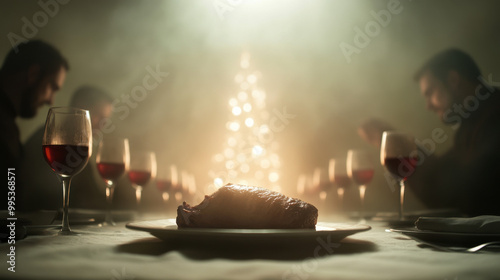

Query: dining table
left=1, top=211, right=499, bottom=280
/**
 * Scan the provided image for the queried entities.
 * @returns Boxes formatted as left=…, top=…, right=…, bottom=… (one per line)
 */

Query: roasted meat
left=176, top=184, right=318, bottom=229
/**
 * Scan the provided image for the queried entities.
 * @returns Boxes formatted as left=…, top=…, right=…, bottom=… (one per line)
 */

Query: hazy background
left=1, top=0, right=499, bottom=213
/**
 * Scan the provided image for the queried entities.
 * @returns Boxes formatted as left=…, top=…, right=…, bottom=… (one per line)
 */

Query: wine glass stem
left=359, top=185, right=366, bottom=219
left=399, top=180, right=405, bottom=221
left=135, top=186, right=143, bottom=215
left=337, top=188, right=344, bottom=212
left=105, top=184, right=115, bottom=224
left=135, top=188, right=142, bottom=205
left=61, top=176, right=72, bottom=233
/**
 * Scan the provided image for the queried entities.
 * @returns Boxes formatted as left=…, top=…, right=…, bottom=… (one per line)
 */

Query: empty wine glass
left=381, top=131, right=418, bottom=221
left=128, top=150, right=156, bottom=213
left=329, top=157, right=352, bottom=212
left=347, top=150, right=374, bottom=221
left=42, top=107, right=92, bottom=235
left=96, top=137, right=129, bottom=225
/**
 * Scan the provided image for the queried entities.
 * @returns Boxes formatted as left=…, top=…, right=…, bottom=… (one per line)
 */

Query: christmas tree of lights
left=208, top=52, right=282, bottom=193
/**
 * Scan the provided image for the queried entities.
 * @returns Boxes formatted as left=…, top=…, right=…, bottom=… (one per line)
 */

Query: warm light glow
left=232, top=106, right=242, bottom=116
left=238, top=91, right=248, bottom=101
left=170, top=165, right=178, bottom=186
left=297, top=174, right=306, bottom=195
left=224, top=148, right=234, bottom=158
left=245, top=118, right=254, bottom=127
left=359, top=185, right=367, bottom=201
left=247, top=74, right=257, bottom=84
left=229, top=98, right=238, bottom=107
left=328, top=158, right=335, bottom=182
left=312, top=168, right=321, bottom=188
left=175, top=192, right=182, bottom=201
left=337, top=188, right=345, bottom=198
left=268, top=172, right=279, bottom=182
left=319, top=191, right=327, bottom=201
left=162, top=192, right=169, bottom=202
left=214, top=177, right=224, bottom=188
left=210, top=52, right=282, bottom=191
left=228, top=122, right=240, bottom=131
left=225, top=160, right=235, bottom=169
left=243, top=103, right=252, bottom=112
left=240, top=164, right=250, bottom=173
left=236, top=153, right=246, bottom=163
left=259, top=125, right=270, bottom=134
left=252, top=145, right=264, bottom=156
left=240, top=82, right=250, bottom=90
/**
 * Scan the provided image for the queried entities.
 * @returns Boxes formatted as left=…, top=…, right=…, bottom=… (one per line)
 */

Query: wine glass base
left=58, top=230, right=81, bottom=236
left=100, top=221, right=116, bottom=227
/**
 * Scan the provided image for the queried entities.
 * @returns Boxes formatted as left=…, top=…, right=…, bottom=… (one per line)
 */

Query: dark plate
left=126, top=219, right=371, bottom=244
left=389, top=228, right=500, bottom=246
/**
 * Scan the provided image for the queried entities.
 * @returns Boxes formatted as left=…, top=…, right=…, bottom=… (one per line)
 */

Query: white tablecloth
left=1, top=215, right=499, bottom=280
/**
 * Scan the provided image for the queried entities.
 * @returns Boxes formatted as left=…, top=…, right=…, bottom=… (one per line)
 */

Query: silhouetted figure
left=359, top=49, right=500, bottom=216
left=0, top=40, right=68, bottom=210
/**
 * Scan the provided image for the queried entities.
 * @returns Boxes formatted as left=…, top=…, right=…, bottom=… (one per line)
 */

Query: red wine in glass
left=383, top=157, right=417, bottom=181
left=381, top=131, right=418, bottom=221
left=43, top=144, right=89, bottom=176
left=127, top=150, right=156, bottom=212
left=128, top=170, right=152, bottom=186
left=351, top=169, right=374, bottom=185
left=156, top=180, right=172, bottom=193
left=97, top=162, right=126, bottom=181
left=329, top=158, right=352, bottom=212
left=347, top=150, right=374, bottom=221
left=42, top=107, right=92, bottom=235
left=96, top=137, right=129, bottom=226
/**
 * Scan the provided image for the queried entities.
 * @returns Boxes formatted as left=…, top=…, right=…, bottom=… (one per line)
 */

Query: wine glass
left=96, top=137, right=129, bottom=225
left=347, top=150, right=374, bottom=221
left=156, top=163, right=177, bottom=208
left=42, top=107, right=92, bottom=235
left=329, top=157, right=352, bottom=212
left=312, top=168, right=329, bottom=201
left=128, top=150, right=156, bottom=213
left=380, top=131, right=418, bottom=221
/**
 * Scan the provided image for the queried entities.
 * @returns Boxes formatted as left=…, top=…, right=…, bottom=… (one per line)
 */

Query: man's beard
left=19, top=85, right=39, bottom=118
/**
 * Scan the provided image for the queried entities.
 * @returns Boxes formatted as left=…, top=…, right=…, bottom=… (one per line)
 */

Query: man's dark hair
left=0, top=40, right=69, bottom=76
left=70, top=85, right=114, bottom=110
left=414, top=48, right=481, bottom=84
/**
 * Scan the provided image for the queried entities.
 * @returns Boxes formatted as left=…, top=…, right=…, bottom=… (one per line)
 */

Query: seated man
left=22, top=85, right=114, bottom=210
left=359, top=48, right=500, bottom=216
left=0, top=40, right=68, bottom=210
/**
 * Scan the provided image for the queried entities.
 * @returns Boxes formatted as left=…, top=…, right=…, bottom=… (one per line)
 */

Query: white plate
left=389, top=228, right=500, bottom=246
left=126, top=219, right=371, bottom=244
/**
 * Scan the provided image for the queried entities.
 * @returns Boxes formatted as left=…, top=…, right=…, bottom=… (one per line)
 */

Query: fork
left=415, top=239, right=500, bottom=253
